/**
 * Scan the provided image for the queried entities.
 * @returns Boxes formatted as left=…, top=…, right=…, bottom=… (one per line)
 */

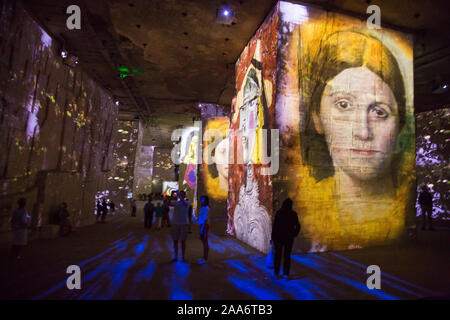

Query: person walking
left=155, top=201, right=163, bottom=230
left=101, top=198, right=108, bottom=223
left=170, top=191, right=190, bottom=262
left=418, top=185, right=434, bottom=230
left=271, top=198, right=301, bottom=280
left=162, top=199, right=171, bottom=228
left=144, top=195, right=155, bottom=229
left=131, top=199, right=137, bottom=217
left=58, top=202, right=71, bottom=236
left=193, top=195, right=210, bottom=264
left=96, top=200, right=102, bottom=222
left=109, top=200, right=115, bottom=215
left=10, top=198, right=31, bottom=259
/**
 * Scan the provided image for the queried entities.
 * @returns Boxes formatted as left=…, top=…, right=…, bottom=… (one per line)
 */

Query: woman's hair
left=18, top=198, right=26, bottom=208
left=300, top=30, right=406, bottom=181
left=200, top=195, right=209, bottom=206
left=281, top=198, right=293, bottom=212
left=204, top=118, right=229, bottom=179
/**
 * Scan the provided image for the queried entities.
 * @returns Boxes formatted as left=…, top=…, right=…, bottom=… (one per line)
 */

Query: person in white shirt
left=169, top=191, right=190, bottom=262
left=193, top=195, right=210, bottom=263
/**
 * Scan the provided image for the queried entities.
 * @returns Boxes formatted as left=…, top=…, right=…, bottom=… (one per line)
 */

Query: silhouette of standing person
left=162, top=199, right=171, bottom=228
left=96, top=200, right=102, bottom=222
left=271, top=198, right=300, bottom=280
left=131, top=199, right=137, bottom=217
left=109, top=200, right=115, bottom=215
left=418, top=185, right=434, bottom=230
left=101, top=198, right=108, bottom=223
left=59, top=202, right=71, bottom=236
left=144, top=195, right=155, bottom=229
left=155, top=201, right=163, bottom=230
left=193, top=195, right=210, bottom=263
left=170, top=191, right=190, bottom=262
left=10, top=198, right=30, bottom=259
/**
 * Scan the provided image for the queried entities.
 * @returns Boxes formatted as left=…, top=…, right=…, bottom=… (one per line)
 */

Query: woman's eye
left=335, top=100, right=351, bottom=110
left=371, top=106, right=389, bottom=119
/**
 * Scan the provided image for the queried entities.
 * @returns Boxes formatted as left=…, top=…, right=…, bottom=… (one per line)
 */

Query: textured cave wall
left=229, top=1, right=415, bottom=253
left=0, top=1, right=118, bottom=240
left=133, top=120, right=154, bottom=198
left=415, top=108, right=450, bottom=220
left=152, top=148, right=175, bottom=194
left=98, top=120, right=139, bottom=214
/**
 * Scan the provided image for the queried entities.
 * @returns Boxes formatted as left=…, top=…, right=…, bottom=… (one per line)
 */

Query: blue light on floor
left=291, top=254, right=400, bottom=299
left=169, top=262, right=192, bottom=300
left=334, top=276, right=398, bottom=300
left=170, top=288, right=193, bottom=300
left=209, top=241, right=226, bottom=253
left=175, top=262, right=190, bottom=277
left=247, top=255, right=321, bottom=299
left=228, top=275, right=282, bottom=300
left=136, top=263, right=156, bottom=281
left=134, top=235, right=149, bottom=254
left=329, top=253, right=433, bottom=297
left=224, top=260, right=249, bottom=273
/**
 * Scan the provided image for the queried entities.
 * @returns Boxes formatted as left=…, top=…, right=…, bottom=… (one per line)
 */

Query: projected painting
left=178, top=127, right=200, bottom=213
left=163, top=181, right=179, bottom=197
left=202, top=118, right=230, bottom=200
left=229, top=1, right=415, bottom=253
left=281, top=3, right=415, bottom=251
left=228, top=8, right=277, bottom=254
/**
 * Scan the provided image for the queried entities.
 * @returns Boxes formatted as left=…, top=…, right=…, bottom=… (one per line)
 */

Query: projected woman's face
left=215, top=137, right=229, bottom=180
left=316, top=66, right=400, bottom=181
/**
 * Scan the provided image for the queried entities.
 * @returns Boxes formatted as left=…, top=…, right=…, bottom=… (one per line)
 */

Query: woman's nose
left=353, top=109, right=372, bottom=140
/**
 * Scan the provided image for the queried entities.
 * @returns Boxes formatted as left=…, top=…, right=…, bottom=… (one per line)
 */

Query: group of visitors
left=169, top=191, right=209, bottom=263
left=10, top=198, right=73, bottom=259
left=143, top=194, right=171, bottom=230
left=139, top=190, right=209, bottom=264
left=8, top=186, right=436, bottom=274
left=96, top=199, right=115, bottom=223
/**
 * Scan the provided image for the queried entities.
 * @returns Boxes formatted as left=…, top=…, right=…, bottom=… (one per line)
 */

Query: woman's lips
left=350, top=149, right=379, bottom=156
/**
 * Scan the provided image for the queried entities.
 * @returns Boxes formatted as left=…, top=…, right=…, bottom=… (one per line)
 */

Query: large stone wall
left=0, top=1, right=118, bottom=241
left=152, top=148, right=175, bottom=194
left=98, top=120, right=139, bottom=214
left=229, top=1, right=415, bottom=253
left=133, top=121, right=154, bottom=198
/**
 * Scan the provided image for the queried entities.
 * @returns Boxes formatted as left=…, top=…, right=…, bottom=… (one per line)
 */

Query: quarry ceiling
left=22, top=0, right=450, bottom=146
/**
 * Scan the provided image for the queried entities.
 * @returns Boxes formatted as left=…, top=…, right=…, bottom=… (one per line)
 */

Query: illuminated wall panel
left=415, top=108, right=449, bottom=219
left=99, top=120, right=139, bottom=213
left=229, top=1, right=415, bottom=253
left=229, top=5, right=278, bottom=253
left=197, top=103, right=229, bottom=219
left=0, top=1, right=119, bottom=236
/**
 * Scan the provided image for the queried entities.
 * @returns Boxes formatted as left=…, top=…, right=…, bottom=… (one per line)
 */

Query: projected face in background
left=215, top=137, right=229, bottom=182
left=202, top=118, right=229, bottom=200
left=303, top=31, right=407, bottom=188
left=292, top=24, right=414, bottom=251
left=316, top=66, right=400, bottom=181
